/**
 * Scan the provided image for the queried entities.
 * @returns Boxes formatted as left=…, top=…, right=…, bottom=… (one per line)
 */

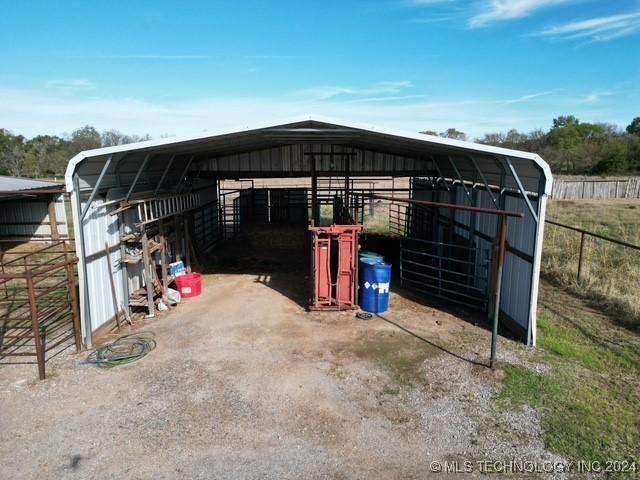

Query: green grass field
left=498, top=281, right=640, bottom=477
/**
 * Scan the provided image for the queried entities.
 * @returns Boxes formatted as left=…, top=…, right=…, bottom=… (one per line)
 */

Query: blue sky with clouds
left=1, top=0, right=638, bottom=139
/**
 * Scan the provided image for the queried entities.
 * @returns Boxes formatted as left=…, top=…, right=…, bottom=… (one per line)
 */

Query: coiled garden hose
left=86, top=332, right=156, bottom=368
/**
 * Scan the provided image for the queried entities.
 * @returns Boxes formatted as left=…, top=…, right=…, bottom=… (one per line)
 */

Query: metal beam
left=126, top=154, right=152, bottom=201
left=310, top=152, right=319, bottom=225
left=344, top=153, right=351, bottom=213
left=432, top=161, right=451, bottom=191
left=154, top=154, right=176, bottom=195
left=447, top=156, right=473, bottom=205
left=176, top=156, right=195, bottom=188
left=80, top=155, right=113, bottom=222
left=504, top=157, right=539, bottom=223
left=469, top=156, right=500, bottom=209
left=73, top=173, right=92, bottom=348
left=490, top=215, right=508, bottom=369
left=364, top=193, right=523, bottom=218
left=527, top=174, right=547, bottom=347
left=187, top=166, right=202, bottom=193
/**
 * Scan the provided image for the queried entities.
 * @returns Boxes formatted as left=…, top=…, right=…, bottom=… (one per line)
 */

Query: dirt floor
left=0, top=252, right=567, bottom=479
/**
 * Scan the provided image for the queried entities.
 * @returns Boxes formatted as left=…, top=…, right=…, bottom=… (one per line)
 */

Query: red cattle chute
left=309, top=225, right=363, bottom=311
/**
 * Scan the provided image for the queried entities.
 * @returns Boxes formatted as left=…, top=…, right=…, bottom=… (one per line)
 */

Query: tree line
left=1, top=116, right=639, bottom=178
left=0, top=126, right=151, bottom=178
left=428, top=116, right=640, bottom=175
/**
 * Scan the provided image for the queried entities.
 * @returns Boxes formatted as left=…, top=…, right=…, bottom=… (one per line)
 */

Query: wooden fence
left=552, top=177, right=640, bottom=200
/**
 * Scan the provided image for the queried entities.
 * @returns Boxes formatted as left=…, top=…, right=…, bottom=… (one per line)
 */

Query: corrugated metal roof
left=64, top=115, right=553, bottom=195
left=0, top=176, right=62, bottom=193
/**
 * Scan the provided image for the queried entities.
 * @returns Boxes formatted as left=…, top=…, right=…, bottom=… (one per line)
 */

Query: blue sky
left=1, top=0, right=639, bottom=139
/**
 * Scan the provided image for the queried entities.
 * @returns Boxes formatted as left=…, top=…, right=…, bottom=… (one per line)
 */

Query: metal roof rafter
left=469, top=155, right=500, bottom=209
left=80, top=154, right=113, bottom=222
left=432, top=159, right=451, bottom=192
left=447, top=155, right=474, bottom=205
left=154, top=154, right=176, bottom=195
left=125, top=153, right=153, bottom=202
left=176, top=156, right=195, bottom=188
left=504, top=156, right=539, bottom=223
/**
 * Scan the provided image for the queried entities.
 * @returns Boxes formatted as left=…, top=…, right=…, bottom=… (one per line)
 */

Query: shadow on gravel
left=375, top=313, right=489, bottom=368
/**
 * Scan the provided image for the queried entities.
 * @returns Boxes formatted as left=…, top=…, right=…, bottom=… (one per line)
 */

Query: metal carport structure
left=64, top=116, right=552, bottom=348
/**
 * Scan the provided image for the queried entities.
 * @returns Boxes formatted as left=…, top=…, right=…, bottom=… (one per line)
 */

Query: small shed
left=0, top=176, right=79, bottom=379
left=0, top=176, right=69, bottom=243
left=64, top=116, right=552, bottom=349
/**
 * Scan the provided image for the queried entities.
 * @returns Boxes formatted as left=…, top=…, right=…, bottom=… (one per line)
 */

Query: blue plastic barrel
left=359, top=258, right=391, bottom=313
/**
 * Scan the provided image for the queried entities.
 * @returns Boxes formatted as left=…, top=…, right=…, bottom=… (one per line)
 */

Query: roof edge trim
left=64, top=115, right=553, bottom=194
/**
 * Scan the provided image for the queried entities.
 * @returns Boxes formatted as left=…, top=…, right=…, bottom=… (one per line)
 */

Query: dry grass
left=362, top=201, right=392, bottom=234
left=542, top=199, right=640, bottom=330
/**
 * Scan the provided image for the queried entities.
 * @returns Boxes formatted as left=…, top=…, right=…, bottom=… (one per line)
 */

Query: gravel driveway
left=0, top=271, right=566, bottom=479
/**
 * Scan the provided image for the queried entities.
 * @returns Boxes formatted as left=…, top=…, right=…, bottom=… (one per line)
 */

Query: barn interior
left=65, top=117, right=551, bottom=355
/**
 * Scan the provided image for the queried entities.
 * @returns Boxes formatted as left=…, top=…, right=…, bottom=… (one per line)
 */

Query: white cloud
left=408, top=0, right=453, bottom=5
left=535, top=11, right=640, bottom=41
left=69, top=54, right=304, bottom=61
left=577, top=90, right=613, bottom=104
left=297, top=81, right=414, bottom=101
left=46, top=79, right=94, bottom=88
left=346, top=94, right=426, bottom=103
left=408, top=0, right=640, bottom=43
left=45, top=79, right=96, bottom=95
left=469, top=0, right=571, bottom=27
left=407, top=14, right=459, bottom=24
left=0, top=84, right=628, bottom=140
left=502, top=90, right=559, bottom=104
left=70, top=55, right=219, bottom=60
left=242, top=55, right=302, bottom=60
